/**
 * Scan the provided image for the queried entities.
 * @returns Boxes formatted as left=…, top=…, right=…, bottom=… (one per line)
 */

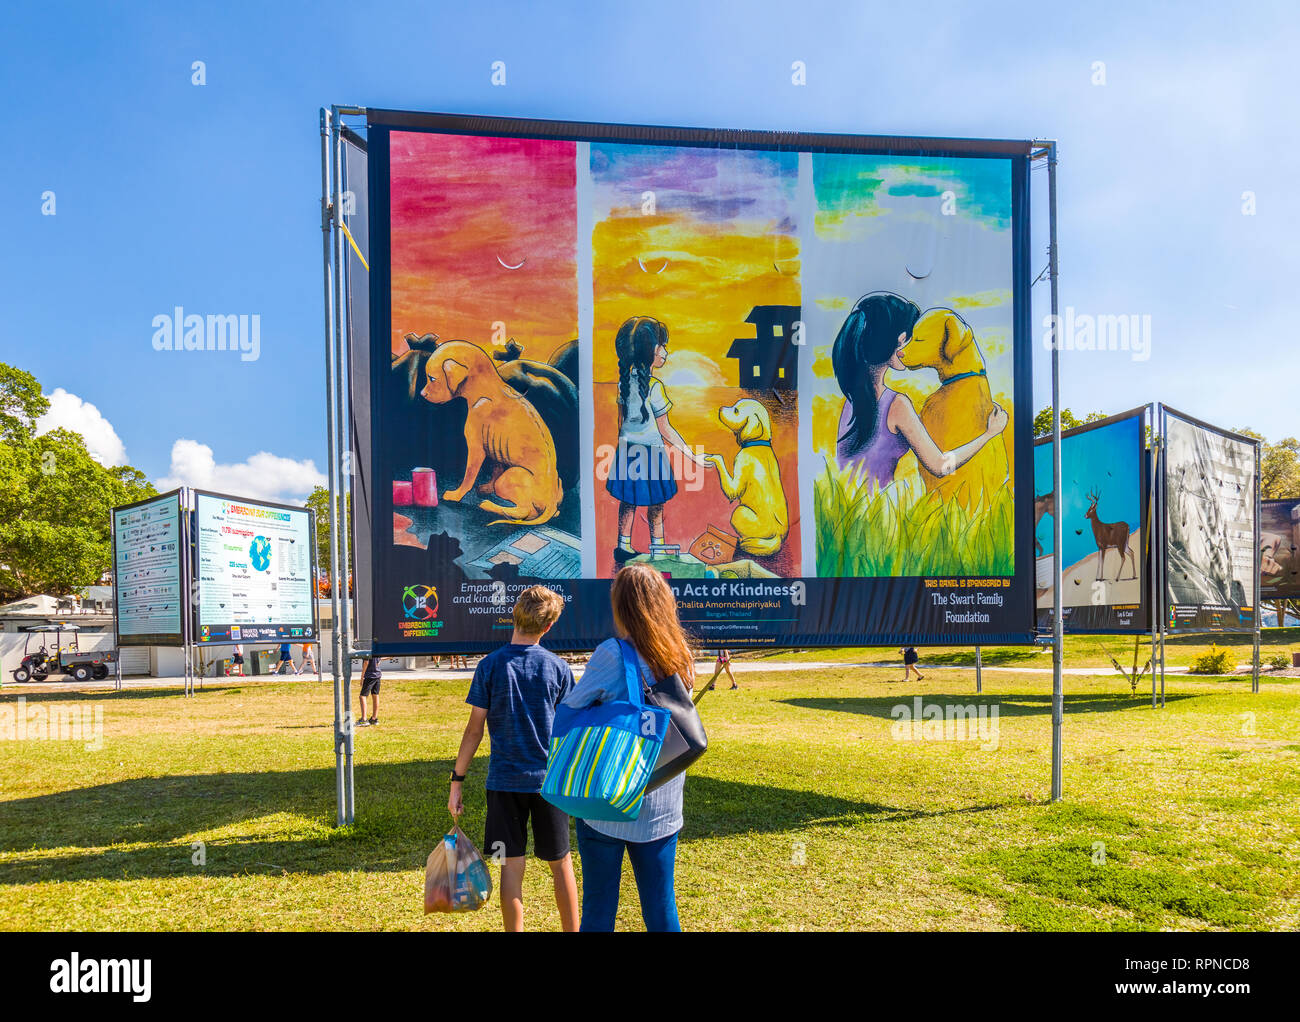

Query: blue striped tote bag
left=540, top=640, right=669, bottom=822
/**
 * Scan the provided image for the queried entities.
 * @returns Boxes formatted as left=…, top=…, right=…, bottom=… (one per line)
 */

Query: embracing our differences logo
left=400, top=584, right=443, bottom=638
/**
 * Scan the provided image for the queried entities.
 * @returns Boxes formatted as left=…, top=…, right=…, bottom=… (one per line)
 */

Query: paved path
left=1, top=657, right=1248, bottom=696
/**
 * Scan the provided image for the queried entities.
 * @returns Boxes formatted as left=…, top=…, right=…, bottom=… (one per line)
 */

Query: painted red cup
left=412, top=467, right=438, bottom=507
left=392, top=480, right=414, bottom=506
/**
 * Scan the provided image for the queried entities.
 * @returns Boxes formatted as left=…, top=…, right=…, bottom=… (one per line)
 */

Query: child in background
left=449, top=586, right=579, bottom=932
left=901, top=646, right=924, bottom=683
left=358, top=656, right=381, bottom=726
left=704, top=648, right=737, bottom=691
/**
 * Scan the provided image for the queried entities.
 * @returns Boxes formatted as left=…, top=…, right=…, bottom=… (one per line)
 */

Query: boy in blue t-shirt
left=448, top=586, right=578, bottom=931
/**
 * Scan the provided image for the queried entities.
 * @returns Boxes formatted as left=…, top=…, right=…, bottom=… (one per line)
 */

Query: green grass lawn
left=1, top=659, right=1298, bottom=931
left=746, top=627, right=1300, bottom=671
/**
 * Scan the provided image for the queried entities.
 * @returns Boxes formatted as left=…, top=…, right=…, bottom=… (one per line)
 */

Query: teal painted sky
left=814, top=156, right=1012, bottom=230
left=1034, top=414, right=1143, bottom=566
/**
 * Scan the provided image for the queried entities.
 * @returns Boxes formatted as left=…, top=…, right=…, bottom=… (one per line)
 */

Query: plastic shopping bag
left=423, top=823, right=492, bottom=914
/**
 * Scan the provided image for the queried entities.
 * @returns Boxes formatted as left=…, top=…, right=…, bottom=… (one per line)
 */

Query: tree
left=303, top=485, right=352, bottom=579
left=1234, top=428, right=1300, bottom=499
left=1032, top=407, right=1108, bottom=438
left=0, top=363, right=48, bottom=444
left=0, top=362, right=156, bottom=602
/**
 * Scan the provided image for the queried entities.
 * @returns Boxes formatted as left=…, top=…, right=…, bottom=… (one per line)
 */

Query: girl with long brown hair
left=560, top=562, right=696, bottom=930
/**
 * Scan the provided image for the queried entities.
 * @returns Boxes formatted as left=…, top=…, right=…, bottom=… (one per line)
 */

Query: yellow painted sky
left=592, top=211, right=800, bottom=385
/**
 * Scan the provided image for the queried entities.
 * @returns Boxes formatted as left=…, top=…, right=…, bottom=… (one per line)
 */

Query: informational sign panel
left=362, top=109, right=1036, bottom=652
left=1163, top=408, right=1258, bottom=633
left=112, top=489, right=185, bottom=646
left=192, top=490, right=318, bottom=644
left=1034, top=408, right=1148, bottom=633
left=1260, top=498, right=1300, bottom=600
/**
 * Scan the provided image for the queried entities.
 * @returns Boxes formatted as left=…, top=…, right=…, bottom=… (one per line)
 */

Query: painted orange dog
left=420, top=340, right=562, bottom=526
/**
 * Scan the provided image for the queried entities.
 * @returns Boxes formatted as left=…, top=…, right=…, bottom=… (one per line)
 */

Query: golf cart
left=10, top=623, right=115, bottom=683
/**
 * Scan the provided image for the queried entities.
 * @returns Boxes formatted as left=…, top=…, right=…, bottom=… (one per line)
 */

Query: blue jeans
left=575, top=819, right=681, bottom=932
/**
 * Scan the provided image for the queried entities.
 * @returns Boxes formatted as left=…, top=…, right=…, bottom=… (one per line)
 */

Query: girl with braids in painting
left=833, top=291, right=1007, bottom=490
left=606, top=316, right=711, bottom=567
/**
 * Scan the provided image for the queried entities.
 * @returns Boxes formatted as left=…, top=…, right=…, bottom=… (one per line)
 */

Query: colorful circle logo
left=402, top=584, right=438, bottom=620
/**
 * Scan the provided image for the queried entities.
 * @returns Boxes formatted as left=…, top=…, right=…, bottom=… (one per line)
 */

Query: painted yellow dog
left=900, top=308, right=1009, bottom=509
left=706, top=400, right=789, bottom=557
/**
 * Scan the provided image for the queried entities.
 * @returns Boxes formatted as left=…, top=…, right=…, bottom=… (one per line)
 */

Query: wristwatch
left=450, top=770, right=466, bottom=783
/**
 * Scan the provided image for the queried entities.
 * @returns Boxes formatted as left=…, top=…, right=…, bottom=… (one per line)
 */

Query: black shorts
left=484, top=790, right=570, bottom=861
left=360, top=676, right=380, bottom=696
left=232, top=654, right=244, bottom=664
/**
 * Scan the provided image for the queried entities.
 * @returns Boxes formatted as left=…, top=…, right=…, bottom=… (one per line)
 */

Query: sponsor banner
left=1162, top=407, right=1258, bottom=633
left=1034, top=408, right=1150, bottom=633
left=362, top=110, right=1036, bottom=651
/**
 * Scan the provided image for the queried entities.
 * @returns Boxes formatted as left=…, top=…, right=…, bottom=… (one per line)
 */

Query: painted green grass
left=2, top=664, right=1297, bottom=931
left=815, top=463, right=1014, bottom=577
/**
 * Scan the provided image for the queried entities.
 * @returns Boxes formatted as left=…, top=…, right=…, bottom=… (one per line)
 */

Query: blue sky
left=2, top=0, right=1296, bottom=502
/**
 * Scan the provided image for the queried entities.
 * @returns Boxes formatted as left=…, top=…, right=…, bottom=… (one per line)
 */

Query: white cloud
left=158, top=439, right=327, bottom=503
left=35, top=388, right=128, bottom=466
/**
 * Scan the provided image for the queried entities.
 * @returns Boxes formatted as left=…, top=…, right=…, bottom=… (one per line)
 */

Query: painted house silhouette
left=726, top=305, right=801, bottom=390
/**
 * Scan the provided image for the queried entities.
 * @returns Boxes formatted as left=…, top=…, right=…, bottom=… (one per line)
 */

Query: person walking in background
left=562, top=562, right=695, bottom=931
left=273, top=642, right=294, bottom=675
left=705, top=648, right=737, bottom=691
left=231, top=644, right=245, bottom=677
left=449, top=586, right=579, bottom=932
left=295, top=642, right=317, bottom=676
left=358, top=656, right=381, bottom=726
left=901, top=646, right=924, bottom=683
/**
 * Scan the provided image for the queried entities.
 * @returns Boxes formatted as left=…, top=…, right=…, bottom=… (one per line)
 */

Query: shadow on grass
left=0, top=687, right=198, bottom=703
left=0, top=764, right=1011, bottom=884
left=778, top=691, right=1196, bottom=721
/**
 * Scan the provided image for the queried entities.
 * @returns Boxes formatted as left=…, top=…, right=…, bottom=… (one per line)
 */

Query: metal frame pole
left=1158, top=405, right=1167, bottom=708
left=1253, top=440, right=1261, bottom=694
left=181, top=487, right=192, bottom=698
left=975, top=644, right=982, bottom=694
left=1045, top=142, right=1064, bottom=802
left=320, top=108, right=347, bottom=827
left=1154, top=405, right=1164, bottom=707
left=331, top=106, right=355, bottom=823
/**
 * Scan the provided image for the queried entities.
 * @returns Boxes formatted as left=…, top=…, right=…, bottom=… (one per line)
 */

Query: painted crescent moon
left=496, top=255, right=526, bottom=270
left=637, top=257, right=669, bottom=274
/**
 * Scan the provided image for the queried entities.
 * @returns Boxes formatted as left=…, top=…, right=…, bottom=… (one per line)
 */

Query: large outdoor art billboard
left=362, top=110, right=1036, bottom=652
left=1034, top=408, right=1149, bottom=633
left=1162, top=407, right=1258, bottom=633
left=1260, top=498, right=1300, bottom=600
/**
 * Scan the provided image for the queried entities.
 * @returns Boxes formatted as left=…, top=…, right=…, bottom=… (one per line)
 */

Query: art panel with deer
left=1033, top=413, right=1144, bottom=611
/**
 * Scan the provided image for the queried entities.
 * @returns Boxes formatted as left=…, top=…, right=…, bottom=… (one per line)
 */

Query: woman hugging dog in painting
left=606, top=316, right=713, bottom=566
left=833, top=292, right=1007, bottom=495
